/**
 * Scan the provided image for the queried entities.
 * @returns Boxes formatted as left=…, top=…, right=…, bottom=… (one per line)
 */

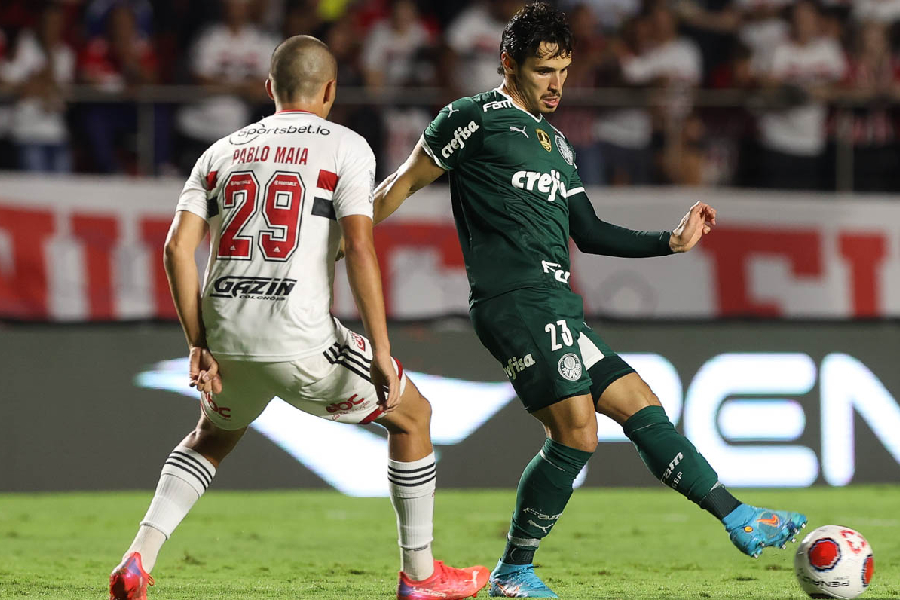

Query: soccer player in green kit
left=371, top=3, right=807, bottom=597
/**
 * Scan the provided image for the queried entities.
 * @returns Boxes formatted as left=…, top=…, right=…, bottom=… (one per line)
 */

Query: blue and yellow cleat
left=724, top=504, right=808, bottom=558
left=489, top=561, right=558, bottom=598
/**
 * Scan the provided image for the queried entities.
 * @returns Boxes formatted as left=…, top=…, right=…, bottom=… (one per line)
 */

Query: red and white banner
left=0, top=175, right=897, bottom=320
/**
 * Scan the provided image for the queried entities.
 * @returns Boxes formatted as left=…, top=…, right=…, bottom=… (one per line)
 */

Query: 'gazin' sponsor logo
left=210, top=276, right=296, bottom=299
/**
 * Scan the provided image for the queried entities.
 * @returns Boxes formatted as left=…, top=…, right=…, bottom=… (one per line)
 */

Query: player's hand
left=370, top=350, right=401, bottom=414
left=335, top=237, right=345, bottom=261
left=670, top=201, right=717, bottom=253
left=189, top=346, right=223, bottom=395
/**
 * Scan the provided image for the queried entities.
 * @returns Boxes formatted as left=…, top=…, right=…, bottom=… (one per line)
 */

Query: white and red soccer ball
left=795, top=525, right=874, bottom=599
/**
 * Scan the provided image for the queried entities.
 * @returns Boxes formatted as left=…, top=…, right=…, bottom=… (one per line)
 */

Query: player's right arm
left=373, top=97, right=482, bottom=224
left=164, top=210, right=222, bottom=395
left=373, top=140, right=445, bottom=224
left=168, top=147, right=222, bottom=395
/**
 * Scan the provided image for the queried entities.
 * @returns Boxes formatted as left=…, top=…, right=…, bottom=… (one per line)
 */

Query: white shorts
left=201, top=323, right=407, bottom=430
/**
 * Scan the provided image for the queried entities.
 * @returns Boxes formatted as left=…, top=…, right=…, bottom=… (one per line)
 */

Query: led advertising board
left=1, top=321, right=898, bottom=492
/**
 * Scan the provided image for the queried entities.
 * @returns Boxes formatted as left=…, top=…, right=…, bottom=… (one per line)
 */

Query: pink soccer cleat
left=397, top=559, right=490, bottom=600
left=109, top=552, right=155, bottom=600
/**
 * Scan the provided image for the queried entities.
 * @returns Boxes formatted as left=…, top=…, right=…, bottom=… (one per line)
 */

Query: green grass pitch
left=1, top=486, right=897, bottom=599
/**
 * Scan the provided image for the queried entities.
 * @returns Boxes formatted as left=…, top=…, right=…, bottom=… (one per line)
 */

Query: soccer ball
left=794, top=525, right=874, bottom=599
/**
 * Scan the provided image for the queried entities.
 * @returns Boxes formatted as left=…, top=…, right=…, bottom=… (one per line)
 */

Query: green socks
left=502, top=438, right=593, bottom=564
left=623, top=405, right=738, bottom=517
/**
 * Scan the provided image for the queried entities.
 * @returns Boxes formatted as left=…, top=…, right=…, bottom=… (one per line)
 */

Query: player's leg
left=287, top=325, right=488, bottom=600
left=470, top=290, right=596, bottom=598
left=110, top=360, right=270, bottom=600
left=488, top=393, right=596, bottom=598
left=376, top=380, right=490, bottom=599
left=377, top=380, right=436, bottom=581
left=591, top=356, right=807, bottom=557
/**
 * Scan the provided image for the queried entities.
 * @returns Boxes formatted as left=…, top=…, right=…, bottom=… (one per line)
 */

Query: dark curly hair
left=497, top=2, right=573, bottom=74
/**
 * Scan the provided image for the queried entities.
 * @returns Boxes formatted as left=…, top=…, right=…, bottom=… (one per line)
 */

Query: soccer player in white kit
left=109, top=35, right=489, bottom=600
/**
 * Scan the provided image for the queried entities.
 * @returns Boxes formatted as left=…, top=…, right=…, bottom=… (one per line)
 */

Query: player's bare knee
left=183, top=412, right=244, bottom=460
left=401, top=381, right=433, bottom=431
left=548, top=419, right=598, bottom=453
left=559, top=427, right=597, bottom=453
left=377, top=384, right=431, bottom=436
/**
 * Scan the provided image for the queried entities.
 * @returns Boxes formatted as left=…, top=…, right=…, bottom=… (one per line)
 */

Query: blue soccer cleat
left=489, top=560, right=558, bottom=598
left=724, top=504, right=808, bottom=558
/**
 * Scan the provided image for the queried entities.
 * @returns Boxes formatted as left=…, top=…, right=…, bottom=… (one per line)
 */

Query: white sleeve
left=175, top=148, right=215, bottom=220
left=333, top=136, right=376, bottom=220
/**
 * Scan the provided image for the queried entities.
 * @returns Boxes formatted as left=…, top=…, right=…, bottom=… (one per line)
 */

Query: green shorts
left=470, top=287, right=634, bottom=412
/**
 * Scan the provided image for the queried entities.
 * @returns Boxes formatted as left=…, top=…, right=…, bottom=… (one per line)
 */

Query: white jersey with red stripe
left=176, top=110, right=376, bottom=361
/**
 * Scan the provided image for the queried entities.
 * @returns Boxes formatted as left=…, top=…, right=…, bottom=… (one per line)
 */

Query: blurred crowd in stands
left=1, top=0, right=900, bottom=191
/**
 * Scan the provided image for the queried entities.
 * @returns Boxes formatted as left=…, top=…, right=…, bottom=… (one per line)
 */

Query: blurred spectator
left=560, top=0, right=641, bottom=32
left=755, top=0, right=847, bottom=190
left=853, top=0, right=900, bottom=24
left=737, top=0, right=791, bottom=70
left=84, top=0, right=153, bottom=38
left=821, top=3, right=850, bottom=42
left=0, top=24, right=13, bottom=168
left=2, top=4, right=75, bottom=173
left=596, top=5, right=702, bottom=185
left=175, top=0, right=278, bottom=167
left=675, top=0, right=741, bottom=83
left=152, top=0, right=221, bottom=83
left=361, top=0, right=432, bottom=89
left=79, top=3, right=157, bottom=92
left=660, top=112, right=712, bottom=185
left=320, top=13, right=388, bottom=175
left=446, top=0, right=523, bottom=95
left=550, top=3, right=608, bottom=184
left=833, top=20, right=900, bottom=191
left=78, top=3, right=161, bottom=173
left=282, top=0, right=323, bottom=38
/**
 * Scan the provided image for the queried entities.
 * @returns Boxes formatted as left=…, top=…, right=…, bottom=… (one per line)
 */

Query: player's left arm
left=569, top=193, right=716, bottom=256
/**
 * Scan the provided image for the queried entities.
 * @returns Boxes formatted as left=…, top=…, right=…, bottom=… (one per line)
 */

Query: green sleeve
left=568, top=192, right=673, bottom=258
left=421, top=98, right=484, bottom=170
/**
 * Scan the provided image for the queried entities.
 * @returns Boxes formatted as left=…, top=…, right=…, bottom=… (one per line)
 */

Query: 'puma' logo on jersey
left=441, top=121, right=480, bottom=159
left=511, top=169, right=569, bottom=202
left=509, top=126, right=529, bottom=138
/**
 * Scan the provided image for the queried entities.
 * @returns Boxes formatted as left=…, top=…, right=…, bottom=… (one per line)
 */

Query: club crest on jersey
left=557, top=353, right=582, bottom=381
left=536, top=129, right=552, bottom=152
left=555, top=134, right=574, bottom=165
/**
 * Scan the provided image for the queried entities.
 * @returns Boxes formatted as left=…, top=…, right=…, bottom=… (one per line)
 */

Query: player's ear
left=265, top=77, right=275, bottom=101
left=323, top=79, right=336, bottom=106
left=500, top=51, right=516, bottom=77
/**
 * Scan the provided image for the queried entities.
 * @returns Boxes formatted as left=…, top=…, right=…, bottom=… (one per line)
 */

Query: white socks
left=126, top=446, right=216, bottom=572
left=388, top=452, right=436, bottom=581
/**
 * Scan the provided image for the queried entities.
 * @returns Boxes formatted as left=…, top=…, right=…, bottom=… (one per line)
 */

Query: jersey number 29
left=217, top=170, right=305, bottom=262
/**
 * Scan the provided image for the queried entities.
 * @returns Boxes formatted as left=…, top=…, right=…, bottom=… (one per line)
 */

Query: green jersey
left=422, top=88, right=584, bottom=305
